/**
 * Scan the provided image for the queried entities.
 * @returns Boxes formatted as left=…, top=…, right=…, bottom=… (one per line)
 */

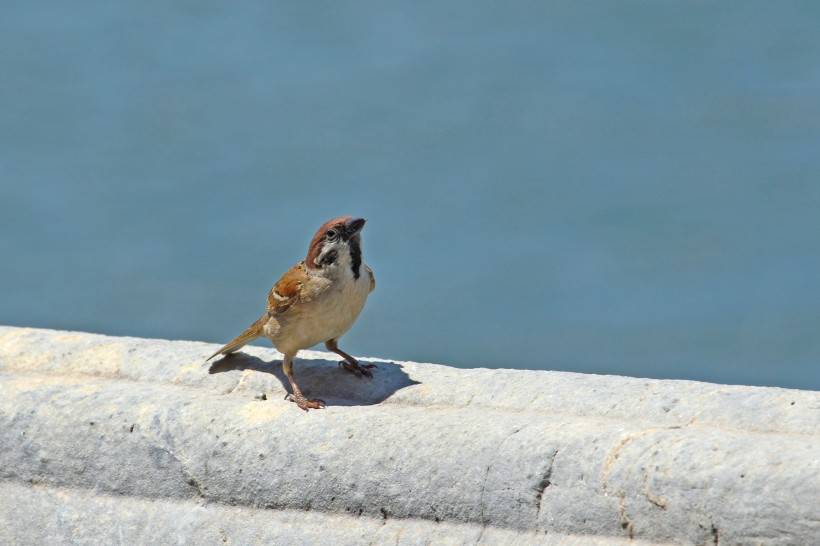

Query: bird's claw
left=285, top=393, right=326, bottom=411
left=338, top=360, right=376, bottom=378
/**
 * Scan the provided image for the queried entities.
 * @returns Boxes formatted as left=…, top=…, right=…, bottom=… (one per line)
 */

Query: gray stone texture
left=0, top=326, right=818, bottom=545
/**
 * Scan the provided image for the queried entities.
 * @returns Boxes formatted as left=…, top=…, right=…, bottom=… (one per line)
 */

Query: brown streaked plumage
left=208, top=216, right=375, bottom=411
left=266, top=261, right=308, bottom=314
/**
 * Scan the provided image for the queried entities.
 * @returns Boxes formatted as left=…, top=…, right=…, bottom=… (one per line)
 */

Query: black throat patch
left=348, top=236, right=362, bottom=279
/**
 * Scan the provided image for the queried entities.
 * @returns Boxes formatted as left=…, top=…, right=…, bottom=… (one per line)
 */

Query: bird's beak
left=346, top=217, right=366, bottom=235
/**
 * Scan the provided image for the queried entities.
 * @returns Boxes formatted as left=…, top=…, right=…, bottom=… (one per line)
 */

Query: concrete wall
left=1, top=326, right=818, bottom=545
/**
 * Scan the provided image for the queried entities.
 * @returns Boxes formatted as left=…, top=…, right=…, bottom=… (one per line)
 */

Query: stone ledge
left=1, top=326, right=818, bottom=545
left=0, top=481, right=650, bottom=546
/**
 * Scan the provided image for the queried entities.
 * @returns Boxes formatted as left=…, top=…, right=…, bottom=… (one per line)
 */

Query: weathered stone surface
left=0, top=481, right=649, bottom=546
left=0, top=325, right=818, bottom=545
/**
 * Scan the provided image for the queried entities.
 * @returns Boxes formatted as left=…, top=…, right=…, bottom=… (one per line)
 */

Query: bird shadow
left=208, top=352, right=420, bottom=407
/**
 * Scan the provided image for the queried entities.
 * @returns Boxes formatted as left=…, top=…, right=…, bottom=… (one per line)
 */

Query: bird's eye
left=326, top=229, right=337, bottom=239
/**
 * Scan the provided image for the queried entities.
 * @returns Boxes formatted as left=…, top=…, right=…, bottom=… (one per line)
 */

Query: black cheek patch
left=321, top=249, right=338, bottom=266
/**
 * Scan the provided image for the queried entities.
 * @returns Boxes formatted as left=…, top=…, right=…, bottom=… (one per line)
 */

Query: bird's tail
left=206, top=315, right=266, bottom=361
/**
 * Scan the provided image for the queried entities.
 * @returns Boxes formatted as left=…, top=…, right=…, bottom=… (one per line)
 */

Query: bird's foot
left=286, top=393, right=326, bottom=411
left=338, top=360, right=376, bottom=378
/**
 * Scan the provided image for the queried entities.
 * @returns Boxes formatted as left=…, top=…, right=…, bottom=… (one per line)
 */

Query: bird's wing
left=267, top=261, right=311, bottom=315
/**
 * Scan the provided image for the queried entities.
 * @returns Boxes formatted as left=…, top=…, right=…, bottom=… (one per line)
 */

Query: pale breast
left=269, top=263, right=372, bottom=354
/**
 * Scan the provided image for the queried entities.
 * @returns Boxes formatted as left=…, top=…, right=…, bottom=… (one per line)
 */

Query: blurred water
left=1, top=2, right=819, bottom=389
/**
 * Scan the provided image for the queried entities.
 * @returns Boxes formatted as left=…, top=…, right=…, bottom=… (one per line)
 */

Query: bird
left=208, top=216, right=376, bottom=411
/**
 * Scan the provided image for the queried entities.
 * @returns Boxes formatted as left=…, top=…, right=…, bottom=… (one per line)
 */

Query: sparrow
left=208, top=216, right=376, bottom=411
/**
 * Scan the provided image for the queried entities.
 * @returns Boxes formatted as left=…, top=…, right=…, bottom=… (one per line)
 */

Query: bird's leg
left=282, top=354, right=325, bottom=411
left=325, top=339, right=376, bottom=378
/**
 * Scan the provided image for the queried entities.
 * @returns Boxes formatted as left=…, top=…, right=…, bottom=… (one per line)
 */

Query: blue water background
left=2, top=2, right=819, bottom=389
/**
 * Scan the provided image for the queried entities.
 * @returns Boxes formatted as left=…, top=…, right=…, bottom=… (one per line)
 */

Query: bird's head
left=305, top=216, right=366, bottom=278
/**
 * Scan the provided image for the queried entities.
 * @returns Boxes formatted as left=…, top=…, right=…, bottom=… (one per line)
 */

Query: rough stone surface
left=0, top=325, right=818, bottom=545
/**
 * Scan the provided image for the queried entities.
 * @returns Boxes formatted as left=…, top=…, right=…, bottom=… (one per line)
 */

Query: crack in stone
left=149, top=441, right=204, bottom=499
left=601, top=424, right=692, bottom=540
left=601, top=423, right=692, bottom=492
left=477, top=426, right=524, bottom=531
left=477, top=465, right=492, bottom=528
left=640, top=450, right=667, bottom=511
left=534, top=449, right=559, bottom=519
left=474, top=522, right=489, bottom=545
left=644, top=489, right=667, bottom=510
left=618, top=494, right=634, bottom=540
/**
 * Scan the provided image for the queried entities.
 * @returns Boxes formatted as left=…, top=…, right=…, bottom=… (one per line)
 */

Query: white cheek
left=337, top=248, right=352, bottom=269
left=314, top=242, right=336, bottom=266
left=317, top=242, right=351, bottom=271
